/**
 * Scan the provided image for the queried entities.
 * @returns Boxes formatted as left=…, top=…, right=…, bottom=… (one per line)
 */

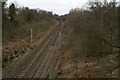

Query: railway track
left=3, top=22, right=63, bottom=79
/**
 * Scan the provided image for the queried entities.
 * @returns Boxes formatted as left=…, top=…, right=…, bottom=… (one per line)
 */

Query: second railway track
left=3, top=22, right=63, bottom=79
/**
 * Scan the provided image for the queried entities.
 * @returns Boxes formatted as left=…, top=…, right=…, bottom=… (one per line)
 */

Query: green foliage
left=8, top=3, right=16, bottom=21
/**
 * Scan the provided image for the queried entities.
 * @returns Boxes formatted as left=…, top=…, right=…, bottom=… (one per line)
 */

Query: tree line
left=64, top=0, right=119, bottom=59
left=2, top=2, right=56, bottom=44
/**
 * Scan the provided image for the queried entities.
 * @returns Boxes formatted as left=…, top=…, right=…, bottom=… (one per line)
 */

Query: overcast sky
left=6, top=0, right=88, bottom=15
left=6, top=0, right=120, bottom=15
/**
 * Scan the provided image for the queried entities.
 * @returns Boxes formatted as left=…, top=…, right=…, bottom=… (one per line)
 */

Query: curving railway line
left=3, top=22, right=64, bottom=79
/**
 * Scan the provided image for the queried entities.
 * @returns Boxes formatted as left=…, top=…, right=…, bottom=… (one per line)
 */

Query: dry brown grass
left=3, top=19, right=57, bottom=68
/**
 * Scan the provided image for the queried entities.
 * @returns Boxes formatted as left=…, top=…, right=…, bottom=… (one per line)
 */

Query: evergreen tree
left=8, top=3, right=16, bottom=21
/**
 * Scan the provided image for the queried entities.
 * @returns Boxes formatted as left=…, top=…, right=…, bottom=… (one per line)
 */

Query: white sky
left=6, top=0, right=120, bottom=15
left=6, top=0, right=88, bottom=15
